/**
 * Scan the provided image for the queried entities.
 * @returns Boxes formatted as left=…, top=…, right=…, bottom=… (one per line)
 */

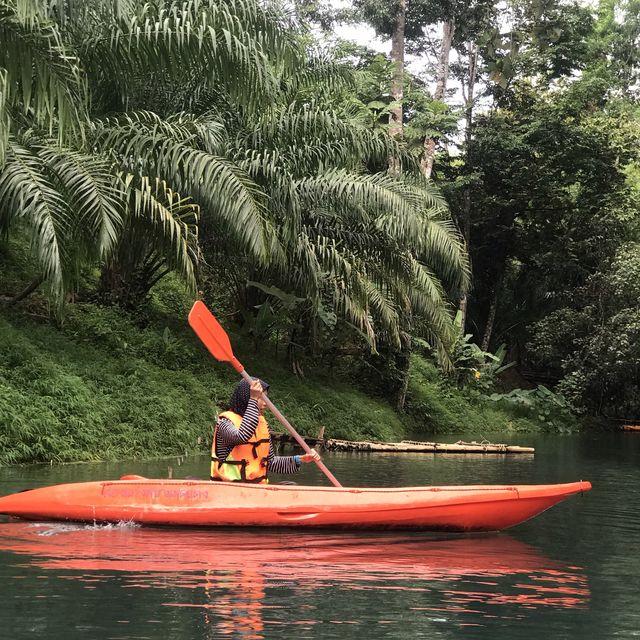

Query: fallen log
left=270, top=432, right=534, bottom=454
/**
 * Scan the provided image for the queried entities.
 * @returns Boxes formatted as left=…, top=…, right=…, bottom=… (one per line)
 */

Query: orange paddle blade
left=188, top=301, right=244, bottom=373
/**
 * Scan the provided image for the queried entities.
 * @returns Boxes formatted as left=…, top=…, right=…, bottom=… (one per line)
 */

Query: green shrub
left=487, top=386, right=580, bottom=433
left=0, top=311, right=221, bottom=464
left=405, top=354, right=577, bottom=435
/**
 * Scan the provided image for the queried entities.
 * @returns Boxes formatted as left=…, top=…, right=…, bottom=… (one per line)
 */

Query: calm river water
left=0, top=432, right=638, bottom=639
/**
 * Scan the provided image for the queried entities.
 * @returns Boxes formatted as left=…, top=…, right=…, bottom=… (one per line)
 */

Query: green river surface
left=0, top=431, right=638, bottom=639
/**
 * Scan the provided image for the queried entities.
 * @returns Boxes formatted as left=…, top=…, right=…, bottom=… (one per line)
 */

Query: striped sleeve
left=267, top=440, right=301, bottom=475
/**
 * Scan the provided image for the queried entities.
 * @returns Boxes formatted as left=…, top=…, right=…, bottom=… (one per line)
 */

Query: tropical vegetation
left=0, top=0, right=638, bottom=464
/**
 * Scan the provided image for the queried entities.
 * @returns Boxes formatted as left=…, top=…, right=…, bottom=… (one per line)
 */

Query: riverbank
left=0, top=287, right=581, bottom=465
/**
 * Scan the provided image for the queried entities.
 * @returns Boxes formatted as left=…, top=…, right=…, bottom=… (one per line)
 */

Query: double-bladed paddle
left=188, top=300, right=342, bottom=487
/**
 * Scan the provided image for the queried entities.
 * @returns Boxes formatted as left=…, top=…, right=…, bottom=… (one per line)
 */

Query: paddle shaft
left=237, top=369, right=342, bottom=487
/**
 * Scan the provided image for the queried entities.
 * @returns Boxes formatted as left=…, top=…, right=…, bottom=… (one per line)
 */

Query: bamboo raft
left=271, top=432, right=534, bottom=454
left=323, top=439, right=534, bottom=454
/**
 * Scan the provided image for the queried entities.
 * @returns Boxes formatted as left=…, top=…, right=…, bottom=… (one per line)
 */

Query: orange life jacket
left=211, top=410, right=271, bottom=483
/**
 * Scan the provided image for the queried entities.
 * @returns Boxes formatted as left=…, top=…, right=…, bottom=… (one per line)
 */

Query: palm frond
left=282, top=54, right=354, bottom=100
left=291, top=233, right=400, bottom=349
left=38, top=145, right=124, bottom=259
left=11, top=0, right=48, bottom=27
left=91, top=111, right=277, bottom=262
left=361, top=278, right=401, bottom=346
left=236, top=148, right=302, bottom=244
left=181, top=147, right=277, bottom=262
left=0, top=139, right=68, bottom=296
left=124, top=174, right=199, bottom=291
left=49, top=0, right=138, bottom=26
left=0, top=1, right=87, bottom=142
left=409, top=260, right=457, bottom=369
left=416, top=216, right=470, bottom=293
left=297, top=170, right=428, bottom=225
left=79, top=0, right=297, bottom=111
left=245, top=104, right=396, bottom=171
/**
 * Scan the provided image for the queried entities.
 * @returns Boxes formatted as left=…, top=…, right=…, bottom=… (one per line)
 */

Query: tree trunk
left=421, top=17, right=456, bottom=178
left=458, top=292, right=468, bottom=331
left=388, top=0, right=406, bottom=176
left=481, top=269, right=503, bottom=352
left=458, top=43, right=479, bottom=330
left=388, top=1, right=409, bottom=408
left=395, top=332, right=411, bottom=412
left=7, top=275, right=45, bottom=305
left=461, top=42, right=478, bottom=232
left=98, top=262, right=154, bottom=311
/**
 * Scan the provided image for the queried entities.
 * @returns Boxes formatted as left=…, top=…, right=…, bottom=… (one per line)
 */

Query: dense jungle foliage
left=0, top=0, right=637, bottom=463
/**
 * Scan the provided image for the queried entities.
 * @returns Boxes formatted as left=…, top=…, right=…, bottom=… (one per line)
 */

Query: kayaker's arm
left=216, top=399, right=260, bottom=445
left=267, top=440, right=300, bottom=474
left=267, top=444, right=321, bottom=474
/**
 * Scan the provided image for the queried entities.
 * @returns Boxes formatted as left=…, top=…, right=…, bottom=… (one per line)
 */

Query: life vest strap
left=211, top=456, right=268, bottom=483
left=210, top=475, right=268, bottom=484
left=251, top=437, right=271, bottom=458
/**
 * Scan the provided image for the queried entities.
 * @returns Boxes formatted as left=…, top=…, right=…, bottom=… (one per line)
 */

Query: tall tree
left=421, top=17, right=455, bottom=177
left=389, top=0, right=406, bottom=175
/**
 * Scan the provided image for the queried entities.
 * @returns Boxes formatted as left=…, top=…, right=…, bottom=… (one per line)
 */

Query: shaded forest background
left=0, top=0, right=638, bottom=463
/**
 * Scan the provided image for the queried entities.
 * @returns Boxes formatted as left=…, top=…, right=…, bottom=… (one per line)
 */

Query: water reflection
left=0, top=521, right=589, bottom=636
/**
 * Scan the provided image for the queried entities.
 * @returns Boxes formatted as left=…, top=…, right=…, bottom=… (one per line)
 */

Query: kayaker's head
left=228, top=377, right=270, bottom=415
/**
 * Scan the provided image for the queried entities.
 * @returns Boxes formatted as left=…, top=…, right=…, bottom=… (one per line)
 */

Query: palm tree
left=1, top=0, right=468, bottom=369
left=1, top=1, right=116, bottom=301
left=0, top=0, right=292, bottom=304
left=215, top=98, right=468, bottom=364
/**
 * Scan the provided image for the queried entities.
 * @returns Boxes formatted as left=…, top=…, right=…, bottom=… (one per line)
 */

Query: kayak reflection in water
left=210, top=378, right=320, bottom=483
left=204, top=567, right=266, bottom=640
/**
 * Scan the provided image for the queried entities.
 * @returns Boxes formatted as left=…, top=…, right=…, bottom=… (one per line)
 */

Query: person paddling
left=211, top=378, right=320, bottom=483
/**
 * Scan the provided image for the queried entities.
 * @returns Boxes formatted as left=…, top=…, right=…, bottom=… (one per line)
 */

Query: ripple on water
left=29, top=520, right=141, bottom=537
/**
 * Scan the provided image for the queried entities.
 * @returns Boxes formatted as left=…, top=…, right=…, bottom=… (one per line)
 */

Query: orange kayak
left=0, top=477, right=591, bottom=531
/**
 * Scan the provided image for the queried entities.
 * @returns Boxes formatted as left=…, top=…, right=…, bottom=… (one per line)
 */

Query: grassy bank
left=0, top=289, right=581, bottom=466
left=0, top=299, right=407, bottom=465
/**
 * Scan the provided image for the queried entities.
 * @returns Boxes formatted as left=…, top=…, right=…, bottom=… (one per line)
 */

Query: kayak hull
left=0, top=479, right=591, bottom=532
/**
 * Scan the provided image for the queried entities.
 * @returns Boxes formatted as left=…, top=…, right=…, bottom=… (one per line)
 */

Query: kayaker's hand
left=249, top=379, right=263, bottom=400
left=300, top=450, right=320, bottom=464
